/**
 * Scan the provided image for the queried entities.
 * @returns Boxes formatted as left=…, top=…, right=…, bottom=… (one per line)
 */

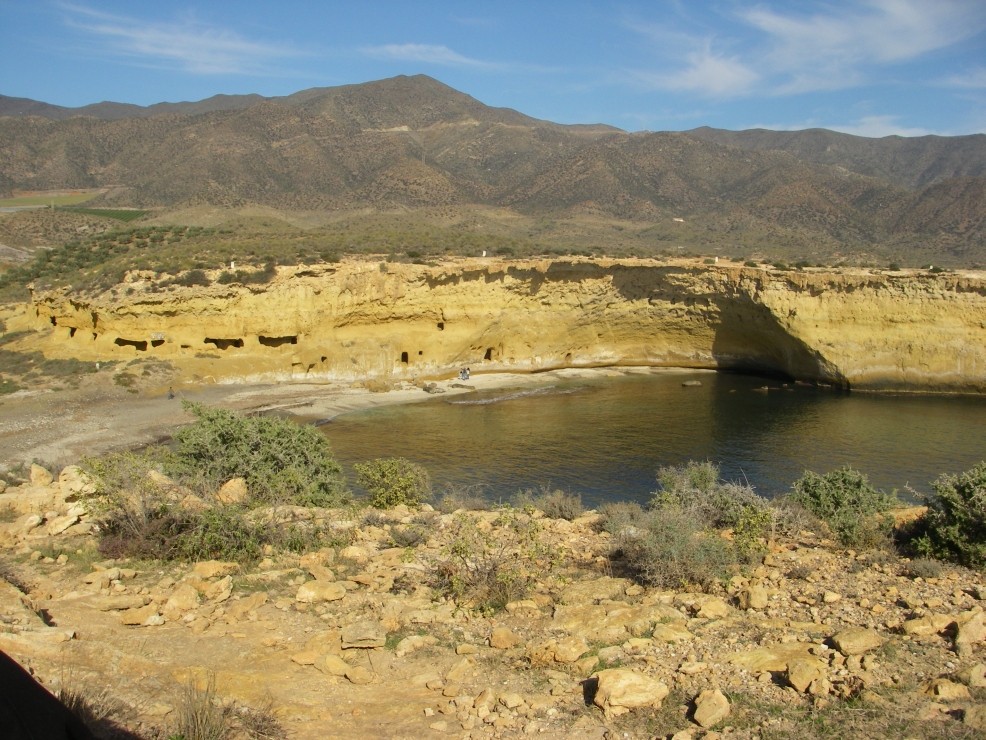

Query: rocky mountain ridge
left=1, top=76, right=984, bottom=263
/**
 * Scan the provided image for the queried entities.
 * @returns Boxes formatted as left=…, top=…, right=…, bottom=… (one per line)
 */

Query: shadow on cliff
left=709, top=293, right=848, bottom=387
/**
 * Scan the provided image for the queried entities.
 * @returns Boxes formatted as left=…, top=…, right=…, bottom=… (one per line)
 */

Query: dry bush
left=430, top=512, right=558, bottom=613
left=437, top=483, right=490, bottom=513
left=55, top=678, right=139, bottom=740
left=603, top=462, right=773, bottom=589
left=171, top=678, right=234, bottom=740
left=513, top=486, right=584, bottom=520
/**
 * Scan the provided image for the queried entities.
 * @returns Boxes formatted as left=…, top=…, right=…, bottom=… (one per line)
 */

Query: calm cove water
left=308, top=372, right=986, bottom=508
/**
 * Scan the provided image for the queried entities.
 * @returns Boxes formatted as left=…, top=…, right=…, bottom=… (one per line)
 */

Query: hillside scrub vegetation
left=430, top=511, right=558, bottom=614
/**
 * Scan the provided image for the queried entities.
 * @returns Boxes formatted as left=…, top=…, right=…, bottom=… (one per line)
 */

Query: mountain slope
left=683, top=126, right=986, bottom=190
left=0, top=75, right=983, bottom=264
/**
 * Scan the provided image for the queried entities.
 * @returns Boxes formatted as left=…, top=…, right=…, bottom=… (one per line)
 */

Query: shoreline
left=0, top=364, right=708, bottom=471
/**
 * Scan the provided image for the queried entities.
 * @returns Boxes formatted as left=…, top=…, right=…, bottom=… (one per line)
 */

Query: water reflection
left=306, top=373, right=986, bottom=508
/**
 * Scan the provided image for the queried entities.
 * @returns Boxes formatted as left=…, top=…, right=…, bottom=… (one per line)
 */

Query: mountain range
left=1, top=75, right=984, bottom=265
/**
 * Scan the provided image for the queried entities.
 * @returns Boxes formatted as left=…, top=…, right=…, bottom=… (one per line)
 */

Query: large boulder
left=490, top=627, right=523, bottom=649
left=216, top=478, right=248, bottom=504
left=192, top=561, right=239, bottom=579
left=593, top=669, right=669, bottom=718
left=58, top=465, right=96, bottom=500
left=30, top=464, right=53, bottom=487
left=296, top=581, right=346, bottom=604
left=558, top=577, right=630, bottom=605
left=693, top=689, right=730, bottom=728
left=341, top=621, right=386, bottom=649
left=831, top=628, right=885, bottom=656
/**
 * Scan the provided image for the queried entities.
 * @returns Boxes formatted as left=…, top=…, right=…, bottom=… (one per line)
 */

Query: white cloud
left=361, top=44, right=491, bottom=68
left=634, top=48, right=759, bottom=97
left=743, top=0, right=986, bottom=94
left=828, top=115, right=938, bottom=137
left=941, top=67, right=986, bottom=89
left=628, top=1, right=986, bottom=99
left=60, top=3, right=299, bottom=75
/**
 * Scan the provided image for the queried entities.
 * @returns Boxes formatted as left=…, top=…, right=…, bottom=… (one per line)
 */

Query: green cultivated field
left=0, top=193, right=100, bottom=207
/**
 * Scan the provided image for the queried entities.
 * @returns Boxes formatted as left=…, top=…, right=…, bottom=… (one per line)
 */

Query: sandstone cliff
left=15, top=259, right=986, bottom=393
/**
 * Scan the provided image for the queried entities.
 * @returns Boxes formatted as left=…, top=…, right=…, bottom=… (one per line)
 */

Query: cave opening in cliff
left=437, top=322, right=444, bottom=330
left=115, top=338, right=148, bottom=351
left=401, top=351, right=409, bottom=364
left=259, top=335, right=298, bottom=348
left=204, top=338, right=244, bottom=350
left=484, top=348, right=493, bottom=361
left=68, top=328, right=76, bottom=338
left=151, top=339, right=164, bottom=348
left=49, top=317, right=57, bottom=326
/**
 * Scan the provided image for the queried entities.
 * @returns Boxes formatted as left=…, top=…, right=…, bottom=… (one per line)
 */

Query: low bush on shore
left=789, top=465, right=898, bottom=548
left=170, top=402, right=349, bottom=508
left=513, top=486, right=584, bottom=520
left=354, top=457, right=431, bottom=509
left=605, top=462, right=773, bottom=589
left=911, top=461, right=986, bottom=568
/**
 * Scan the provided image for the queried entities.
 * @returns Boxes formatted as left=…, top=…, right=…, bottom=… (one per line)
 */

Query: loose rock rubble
left=1, top=468, right=986, bottom=739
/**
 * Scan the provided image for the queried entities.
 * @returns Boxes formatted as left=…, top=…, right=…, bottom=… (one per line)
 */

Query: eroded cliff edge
left=15, top=259, right=986, bottom=393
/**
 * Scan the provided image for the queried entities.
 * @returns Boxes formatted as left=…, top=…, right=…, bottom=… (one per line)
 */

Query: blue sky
left=2, top=1, right=985, bottom=136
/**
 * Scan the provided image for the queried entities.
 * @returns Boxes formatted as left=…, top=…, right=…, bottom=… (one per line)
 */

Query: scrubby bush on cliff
left=513, top=486, right=584, bottom=520
left=430, top=511, right=558, bottom=613
left=437, top=483, right=490, bottom=513
left=612, top=507, right=735, bottom=589
left=84, top=450, right=340, bottom=561
left=355, top=457, right=430, bottom=509
left=84, top=451, right=267, bottom=561
left=169, top=402, right=349, bottom=508
left=910, top=462, right=986, bottom=568
left=654, top=461, right=770, bottom=531
left=790, top=466, right=898, bottom=548
left=604, top=462, right=773, bottom=588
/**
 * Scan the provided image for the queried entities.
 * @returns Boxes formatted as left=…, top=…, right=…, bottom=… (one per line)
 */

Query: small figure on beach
left=167, top=387, right=175, bottom=400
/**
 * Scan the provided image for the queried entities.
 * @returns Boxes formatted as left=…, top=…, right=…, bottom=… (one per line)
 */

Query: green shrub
left=613, top=508, right=734, bottom=589
left=603, top=462, right=773, bottom=587
left=354, top=457, right=430, bottom=509
left=912, top=462, right=986, bottom=568
left=654, top=461, right=768, bottom=529
left=598, top=501, right=648, bottom=537
left=84, top=450, right=336, bottom=562
left=167, top=269, right=211, bottom=288
left=904, top=557, right=943, bottom=579
left=390, top=525, right=429, bottom=548
left=169, top=402, right=348, bottom=508
left=790, top=466, right=898, bottom=548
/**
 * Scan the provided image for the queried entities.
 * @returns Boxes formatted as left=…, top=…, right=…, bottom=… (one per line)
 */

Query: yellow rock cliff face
left=19, top=259, right=986, bottom=392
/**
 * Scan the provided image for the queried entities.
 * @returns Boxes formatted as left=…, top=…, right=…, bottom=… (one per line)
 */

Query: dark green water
left=309, top=372, right=986, bottom=508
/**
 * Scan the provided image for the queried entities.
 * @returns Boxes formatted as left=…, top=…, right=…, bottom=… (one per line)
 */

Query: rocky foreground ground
left=1, top=465, right=985, bottom=739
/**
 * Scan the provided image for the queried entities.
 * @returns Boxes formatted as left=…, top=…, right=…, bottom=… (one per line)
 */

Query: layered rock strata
left=20, top=259, right=986, bottom=392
